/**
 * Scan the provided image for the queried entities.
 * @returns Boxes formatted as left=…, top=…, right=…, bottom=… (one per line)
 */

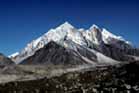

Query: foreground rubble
left=0, top=61, right=139, bottom=92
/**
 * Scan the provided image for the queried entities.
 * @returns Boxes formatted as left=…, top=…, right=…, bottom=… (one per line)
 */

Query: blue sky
left=0, top=0, right=138, bottom=56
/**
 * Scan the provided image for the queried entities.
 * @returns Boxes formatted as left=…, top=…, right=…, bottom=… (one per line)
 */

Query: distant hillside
left=0, top=53, right=14, bottom=65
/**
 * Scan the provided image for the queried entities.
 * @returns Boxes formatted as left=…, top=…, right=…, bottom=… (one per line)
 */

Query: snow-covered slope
left=8, top=52, right=19, bottom=58
left=9, top=22, right=134, bottom=64
left=102, top=28, right=131, bottom=49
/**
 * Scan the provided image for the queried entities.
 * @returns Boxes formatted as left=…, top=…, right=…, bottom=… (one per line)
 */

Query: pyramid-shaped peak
left=90, top=24, right=99, bottom=30
left=58, top=22, right=74, bottom=29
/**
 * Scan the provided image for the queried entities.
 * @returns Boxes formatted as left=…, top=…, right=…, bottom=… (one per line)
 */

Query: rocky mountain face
left=21, top=41, right=121, bottom=65
left=9, top=22, right=139, bottom=65
left=0, top=53, right=14, bottom=65
left=21, top=41, right=90, bottom=65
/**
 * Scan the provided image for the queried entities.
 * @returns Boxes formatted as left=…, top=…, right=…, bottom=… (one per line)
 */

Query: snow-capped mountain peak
left=90, top=24, right=99, bottom=30
left=56, top=22, right=74, bottom=30
left=9, top=22, right=133, bottom=64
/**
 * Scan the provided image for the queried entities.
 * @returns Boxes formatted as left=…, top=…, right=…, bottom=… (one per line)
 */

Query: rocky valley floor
left=0, top=61, right=139, bottom=93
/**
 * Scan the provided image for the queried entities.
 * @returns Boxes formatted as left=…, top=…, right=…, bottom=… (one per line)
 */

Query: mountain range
left=8, top=22, right=139, bottom=65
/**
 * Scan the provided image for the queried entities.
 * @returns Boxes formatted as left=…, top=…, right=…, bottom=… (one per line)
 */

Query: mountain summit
left=57, top=22, right=74, bottom=29
left=9, top=22, right=139, bottom=64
